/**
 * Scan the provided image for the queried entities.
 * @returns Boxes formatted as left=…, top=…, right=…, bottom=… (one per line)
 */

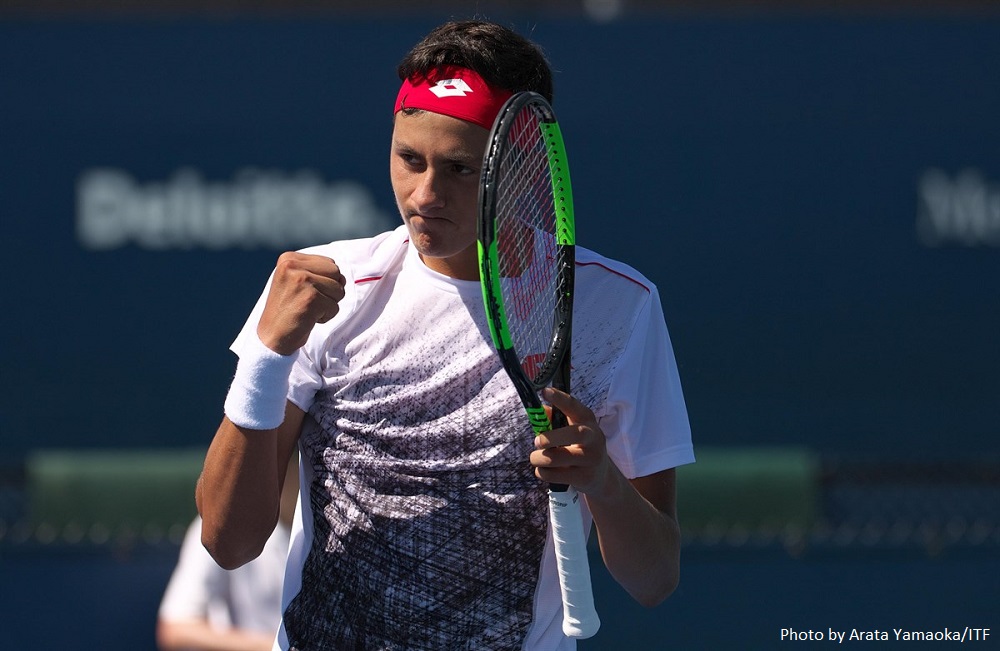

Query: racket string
left=495, top=106, right=559, bottom=384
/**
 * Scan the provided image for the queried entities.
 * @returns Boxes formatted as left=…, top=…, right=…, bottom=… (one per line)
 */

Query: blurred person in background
left=157, top=457, right=298, bottom=651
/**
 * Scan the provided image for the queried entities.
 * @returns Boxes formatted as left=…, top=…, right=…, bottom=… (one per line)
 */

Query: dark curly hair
left=397, top=20, right=554, bottom=103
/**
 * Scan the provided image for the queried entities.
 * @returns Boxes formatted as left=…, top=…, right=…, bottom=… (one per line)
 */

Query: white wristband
left=223, top=334, right=298, bottom=430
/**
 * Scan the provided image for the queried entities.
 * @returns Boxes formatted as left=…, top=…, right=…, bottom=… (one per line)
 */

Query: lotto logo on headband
left=394, top=66, right=513, bottom=130
left=429, top=78, right=475, bottom=98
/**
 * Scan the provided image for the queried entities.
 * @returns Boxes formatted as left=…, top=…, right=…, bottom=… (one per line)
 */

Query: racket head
left=478, top=92, right=576, bottom=412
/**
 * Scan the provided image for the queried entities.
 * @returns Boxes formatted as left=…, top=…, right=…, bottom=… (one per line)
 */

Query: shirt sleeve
left=599, top=288, right=695, bottom=479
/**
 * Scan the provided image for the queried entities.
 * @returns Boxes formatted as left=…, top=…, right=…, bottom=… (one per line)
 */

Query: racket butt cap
left=563, top=615, right=601, bottom=639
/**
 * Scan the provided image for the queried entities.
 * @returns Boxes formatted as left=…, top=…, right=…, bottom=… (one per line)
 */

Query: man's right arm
left=196, top=251, right=346, bottom=570
left=196, top=408, right=303, bottom=570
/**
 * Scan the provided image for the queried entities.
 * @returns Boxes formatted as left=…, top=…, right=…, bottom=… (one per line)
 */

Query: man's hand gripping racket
left=477, top=91, right=600, bottom=639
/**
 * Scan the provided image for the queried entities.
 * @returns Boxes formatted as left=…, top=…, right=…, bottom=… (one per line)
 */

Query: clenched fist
left=256, top=252, right=346, bottom=355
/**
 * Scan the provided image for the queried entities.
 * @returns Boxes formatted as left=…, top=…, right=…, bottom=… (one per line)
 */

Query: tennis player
left=197, top=19, right=694, bottom=650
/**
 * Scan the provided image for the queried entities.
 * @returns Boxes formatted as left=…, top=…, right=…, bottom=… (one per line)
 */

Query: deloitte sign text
left=76, top=168, right=396, bottom=251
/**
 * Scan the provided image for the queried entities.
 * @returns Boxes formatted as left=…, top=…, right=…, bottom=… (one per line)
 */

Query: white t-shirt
left=232, top=226, right=693, bottom=651
left=159, top=517, right=290, bottom=636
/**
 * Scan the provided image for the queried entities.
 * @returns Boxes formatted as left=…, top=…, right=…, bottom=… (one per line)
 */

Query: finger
left=530, top=443, right=587, bottom=467
left=308, top=258, right=347, bottom=286
left=298, top=256, right=347, bottom=305
left=308, top=274, right=347, bottom=303
left=276, top=252, right=345, bottom=284
left=536, top=403, right=592, bottom=450
left=314, top=306, right=341, bottom=324
left=275, top=254, right=346, bottom=311
left=535, top=466, right=581, bottom=485
left=534, top=426, right=582, bottom=450
left=534, top=426, right=601, bottom=460
left=541, top=386, right=596, bottom=427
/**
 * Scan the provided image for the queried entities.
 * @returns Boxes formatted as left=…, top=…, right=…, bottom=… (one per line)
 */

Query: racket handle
left=548, top=486, right=601, bottom=639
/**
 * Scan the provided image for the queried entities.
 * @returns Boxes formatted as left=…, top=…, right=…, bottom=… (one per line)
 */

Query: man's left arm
left=587, top=467, right=680, bottom=607
left=531, top=388, right=682, bottom=607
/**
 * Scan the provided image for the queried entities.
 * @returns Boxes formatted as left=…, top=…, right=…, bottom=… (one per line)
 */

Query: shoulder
left=293, top=226, right=409, bottom=358
left=298, top=225, right=409, bottom=284
left=576, top=246, right=654, bottom=292
left=570, top=247, right=663, bottom=360
left=574, top=246, right=657, bottom=312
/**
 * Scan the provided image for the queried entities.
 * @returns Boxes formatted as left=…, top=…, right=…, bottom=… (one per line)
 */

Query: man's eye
left=399, top=153, right=422, bottom=167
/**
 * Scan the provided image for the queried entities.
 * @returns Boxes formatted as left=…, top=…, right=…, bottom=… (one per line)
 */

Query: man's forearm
left=585, top=468, right=681, bottom=607
left=197, top=407, right=301, bottom=569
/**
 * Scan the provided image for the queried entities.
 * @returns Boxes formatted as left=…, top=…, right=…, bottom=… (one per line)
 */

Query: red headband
left=394, top=66, right=513, bottom=130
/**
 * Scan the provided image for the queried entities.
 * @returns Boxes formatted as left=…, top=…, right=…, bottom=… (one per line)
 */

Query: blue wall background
left=1, top=13, right=998, bottom=650
left=2, top=16, right=997, bottom=458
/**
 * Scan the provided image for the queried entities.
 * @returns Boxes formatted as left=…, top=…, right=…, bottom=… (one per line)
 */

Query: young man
left=197, top=19, right=693, bottom=651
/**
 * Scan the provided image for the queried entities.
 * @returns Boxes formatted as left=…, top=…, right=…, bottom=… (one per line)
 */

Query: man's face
left=390, top=110, right=490, bottom=281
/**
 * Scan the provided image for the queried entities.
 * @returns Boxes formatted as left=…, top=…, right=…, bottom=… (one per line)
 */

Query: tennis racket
left=477, top=91, right=600, bottom=639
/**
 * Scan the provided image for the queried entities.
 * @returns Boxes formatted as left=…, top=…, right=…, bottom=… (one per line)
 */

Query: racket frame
left=477, top=91, right=600, bottom=640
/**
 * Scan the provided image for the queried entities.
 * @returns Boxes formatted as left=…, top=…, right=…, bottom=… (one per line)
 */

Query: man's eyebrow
left=390, top=138, right=414, bottom=153
left=392, top=140, right=481, bottom=165
left=442, top=149, right=482, bottom=165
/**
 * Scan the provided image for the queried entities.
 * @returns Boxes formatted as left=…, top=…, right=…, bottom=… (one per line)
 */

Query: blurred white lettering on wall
left=76, top=168, right=396, bottom=250
left=917, top=168, right=1000, bottom=247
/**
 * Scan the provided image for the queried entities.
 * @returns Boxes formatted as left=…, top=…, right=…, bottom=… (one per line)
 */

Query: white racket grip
left=548, top=486, right=601, bottom=639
